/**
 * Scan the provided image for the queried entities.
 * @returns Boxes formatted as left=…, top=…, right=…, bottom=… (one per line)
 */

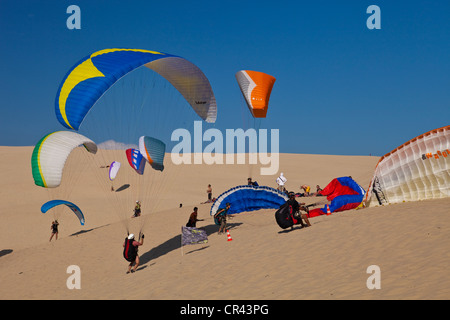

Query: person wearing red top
left=123, top=233, right=144, bottom=274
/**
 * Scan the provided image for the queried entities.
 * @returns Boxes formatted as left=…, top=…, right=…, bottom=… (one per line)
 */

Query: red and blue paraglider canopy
left=308, top=177, right=365, bottom=218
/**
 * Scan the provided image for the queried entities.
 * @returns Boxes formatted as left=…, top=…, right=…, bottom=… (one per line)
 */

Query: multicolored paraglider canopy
left=308, top=177, right=365, bottom=218
left=55, top=48, right=217, bottom=131
left=235, top=70, right=276, bottom=118
left=41, top=199, right=85, bottom=225
left=125, top=148, right=146, bottom=175
left=210, top=185, right=289, bottom=216
left=109, top=161, right=121, bottom=181
left=31, top=131, right=97, bottom=188
left=139, top=136, right=166, bottom=171
left=364, top=125, right=450, bottom=206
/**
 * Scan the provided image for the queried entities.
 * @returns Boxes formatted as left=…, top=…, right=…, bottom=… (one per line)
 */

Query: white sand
left=0, top=147, right=449, bottom=299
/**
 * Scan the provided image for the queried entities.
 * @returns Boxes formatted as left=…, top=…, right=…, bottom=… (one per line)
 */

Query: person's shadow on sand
left=0, top=249, right=13, bottom=258
left=139, top=222, right=242, bottom=265
left=277, top=225, right=309, bottom=233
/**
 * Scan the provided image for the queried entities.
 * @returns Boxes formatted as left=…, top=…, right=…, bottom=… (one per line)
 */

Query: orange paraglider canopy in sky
left=235, top=70, right=276, bottom=118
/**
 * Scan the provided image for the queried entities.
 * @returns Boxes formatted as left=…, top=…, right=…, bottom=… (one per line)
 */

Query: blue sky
left=0, top=0, right=448, bottom=156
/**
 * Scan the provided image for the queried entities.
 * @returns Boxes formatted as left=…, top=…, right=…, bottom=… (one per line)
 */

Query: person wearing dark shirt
left=49, top=220, right=59, bottom=242
left=186, top=207, right=204, bottom=227
left=287, top=192, right=311, bottom=228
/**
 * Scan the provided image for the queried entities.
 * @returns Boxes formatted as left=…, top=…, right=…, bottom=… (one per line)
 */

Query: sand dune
left=0, top=147, right=449, bottom=300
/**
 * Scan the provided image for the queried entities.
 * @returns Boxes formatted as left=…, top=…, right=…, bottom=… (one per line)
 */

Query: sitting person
left=316, top=185, right=324, bottom=196
left=286, top=192, right=311, bottom=228
left=301, top=185, right=311, bottom=196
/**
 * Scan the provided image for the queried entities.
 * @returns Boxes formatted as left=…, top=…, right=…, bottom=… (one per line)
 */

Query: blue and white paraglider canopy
left=41, top=199, right=85, bottom=225
left=210, top=185, right=289, bottom=216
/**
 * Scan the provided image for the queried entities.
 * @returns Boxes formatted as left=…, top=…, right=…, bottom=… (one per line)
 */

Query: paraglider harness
left=123, top=237, right=137, bottom=262
left=133, top=203, right=141, bottom=217
left=275, top=202, right=297, bottom=229
left=214, top=212, right=223, bottom=226
left=275, top=201, right=315, bottom=229
left=288, top=203, right=302, bottom=225
left=287, top=200, right=307, bottom=224
left=214, top=207, right=228, bottom=226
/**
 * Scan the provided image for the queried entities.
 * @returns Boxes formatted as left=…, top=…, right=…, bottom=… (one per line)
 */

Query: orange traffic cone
left=326, top=204, right=331, bottom=215
left=226, top=230, right=233, bottom=241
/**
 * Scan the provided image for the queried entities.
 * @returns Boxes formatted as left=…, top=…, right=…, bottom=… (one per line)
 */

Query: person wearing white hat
left=276, top=172, right=287, bottom=192
left=123, top=233, right=144, bottom=274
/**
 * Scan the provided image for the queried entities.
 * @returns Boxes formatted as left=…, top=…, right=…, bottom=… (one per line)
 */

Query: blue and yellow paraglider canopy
left=41, top=200, right=85, bottom=226
left=55, top=48, right=217, bottom=131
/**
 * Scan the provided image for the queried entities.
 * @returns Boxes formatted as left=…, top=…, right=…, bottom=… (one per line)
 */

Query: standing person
left=206, top=184, right=213, bottom=203
left=186, top=207, right=204, bottom=227
left=276, top=172, right=287, bottom=192
left=214, top=203, right=231, bottom=234
left=123, top=233, right=144, bottom=274
left=49, top=220, right=59, bottom=242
